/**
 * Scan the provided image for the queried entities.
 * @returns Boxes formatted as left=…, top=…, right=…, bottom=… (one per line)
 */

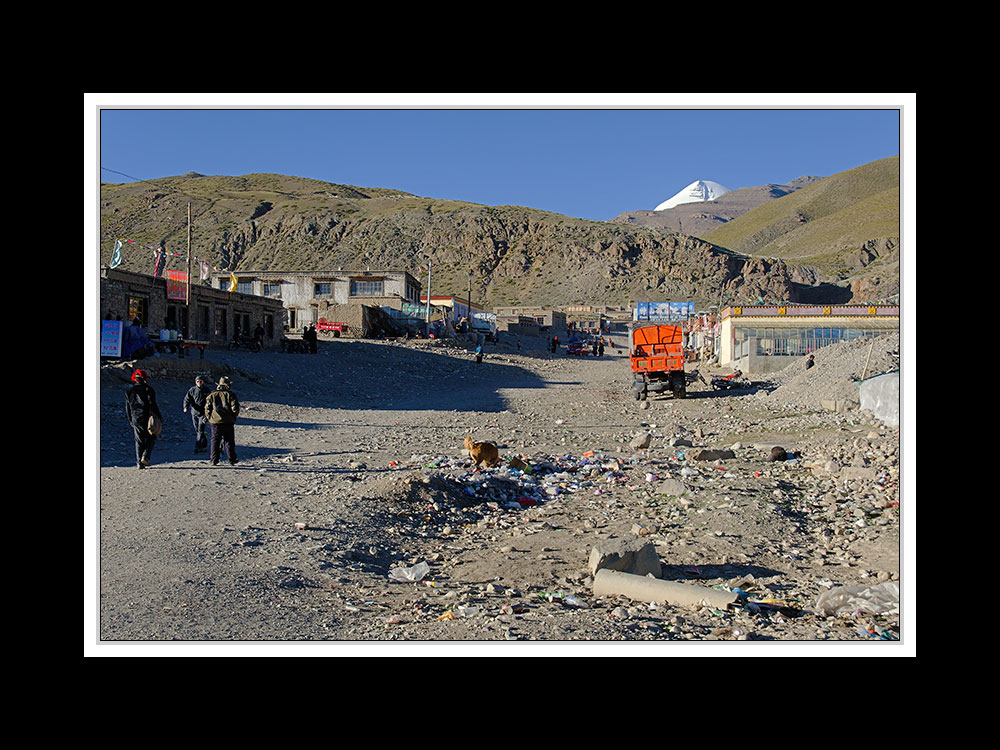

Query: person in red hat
left=125, top=369, right=162, bottom=469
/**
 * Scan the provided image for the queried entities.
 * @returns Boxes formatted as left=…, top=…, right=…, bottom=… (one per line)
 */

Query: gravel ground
left=87, top=331, right=909, bottom=654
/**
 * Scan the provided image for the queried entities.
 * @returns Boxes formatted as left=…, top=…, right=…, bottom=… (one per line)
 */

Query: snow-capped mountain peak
left=654, top=180, right=731, bottom=211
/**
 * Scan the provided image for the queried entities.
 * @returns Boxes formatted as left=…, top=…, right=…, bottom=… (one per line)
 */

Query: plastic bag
left=388, top=561, right=430, bottom=583
left=815, top=582, right=899, bottom=617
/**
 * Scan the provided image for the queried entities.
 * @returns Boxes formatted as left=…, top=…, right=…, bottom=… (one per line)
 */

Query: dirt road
left=88, top=332, right=906, bottom=652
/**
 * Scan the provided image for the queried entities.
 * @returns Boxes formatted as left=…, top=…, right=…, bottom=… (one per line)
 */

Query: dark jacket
left=205, top=385, right=240, bottom=425
left=125, top=382, right=162, bottom=427
left=183, top=384, right=212, bottom=415
left=122, top=323, right=151, bottom=359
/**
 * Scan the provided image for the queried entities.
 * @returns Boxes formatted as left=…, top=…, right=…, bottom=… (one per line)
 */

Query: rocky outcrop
left=101, top=174, right=800, bottom=308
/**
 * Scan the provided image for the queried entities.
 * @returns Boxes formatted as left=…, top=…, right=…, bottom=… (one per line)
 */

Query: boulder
left=589, top=537, right=661, bottom=578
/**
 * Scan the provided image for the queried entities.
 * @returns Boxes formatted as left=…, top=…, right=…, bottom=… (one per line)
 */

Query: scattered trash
left=815, top=581, right=899, bottom=617
left=388, top=561, right=431, bottom=583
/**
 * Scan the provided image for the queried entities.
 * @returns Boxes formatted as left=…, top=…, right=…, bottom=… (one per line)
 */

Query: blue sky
left=94, top=95, right=904, bottom=222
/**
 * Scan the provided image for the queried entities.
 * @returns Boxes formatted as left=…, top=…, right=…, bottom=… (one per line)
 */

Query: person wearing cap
left=182, top=375, right=213, bottom=453
left=204, top=375, right=240, bottom=466
left=125, top=369, right=162, bottom=469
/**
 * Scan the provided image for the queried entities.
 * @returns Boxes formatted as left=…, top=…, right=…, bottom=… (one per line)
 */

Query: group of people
left=126, top=371, right=241, bottom=469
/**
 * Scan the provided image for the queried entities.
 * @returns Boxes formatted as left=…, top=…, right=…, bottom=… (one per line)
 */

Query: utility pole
left=425, top=260, right=432, bottom=337
left=186, top=202, right=192, bottom=338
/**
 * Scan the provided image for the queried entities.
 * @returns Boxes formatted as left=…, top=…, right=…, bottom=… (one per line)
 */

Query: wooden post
left=861, top=335, right=876, bottom=382
left=186, top=202, right=192, bottom=337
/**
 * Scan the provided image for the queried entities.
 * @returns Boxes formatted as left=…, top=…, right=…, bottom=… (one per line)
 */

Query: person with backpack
left=204, top=375, right=240, bottom=466
left=182, top=375, right=213, bottom=453
left=125, top=369, right=162, bottom=469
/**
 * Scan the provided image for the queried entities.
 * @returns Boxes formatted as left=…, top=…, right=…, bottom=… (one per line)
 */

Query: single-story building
left=210, top=269, right=422, bottom=332
left=494, top=306, right=567, bottom=336
left=719, top=304, right=900, bottom=374
left=496, top=315, right=542, bottom=337
left=101, top=267, right=285, bottom=350
left=418, top=295, right=486, bottom=326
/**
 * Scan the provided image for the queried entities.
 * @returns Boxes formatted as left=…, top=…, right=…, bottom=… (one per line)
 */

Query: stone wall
left=101, top=268, right=285, bottom=350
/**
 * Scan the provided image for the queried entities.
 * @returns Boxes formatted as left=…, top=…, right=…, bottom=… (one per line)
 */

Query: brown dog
left=464, top=436, right=500, bottom=468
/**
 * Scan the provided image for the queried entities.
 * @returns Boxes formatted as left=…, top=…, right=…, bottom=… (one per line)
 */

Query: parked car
left=566, top=341, right=590, bottom=356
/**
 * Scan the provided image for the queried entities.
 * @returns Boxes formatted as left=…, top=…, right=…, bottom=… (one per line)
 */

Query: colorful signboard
left=166, top=270, right=188, bottom=301
left=101, top=320, right=123, bottom=357
left=634, top=301, right=694, bottom=322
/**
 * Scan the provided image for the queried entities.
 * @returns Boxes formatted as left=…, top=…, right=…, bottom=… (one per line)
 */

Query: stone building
left=210, top=269, right=421, bottom=333
left=101, top=267, right=285, bottom=348
left=493, top=306, right=567, bottom=336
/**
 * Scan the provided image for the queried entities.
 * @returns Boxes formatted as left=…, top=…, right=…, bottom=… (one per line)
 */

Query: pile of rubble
left=763, top=332, right=901, bottom=411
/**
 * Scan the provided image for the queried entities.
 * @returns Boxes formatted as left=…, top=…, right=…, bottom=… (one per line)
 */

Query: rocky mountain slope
left=611, top=177, right=822, bottom=238
left=701, top=157, right=900, bottom=302
left=99, top=157, right=899, bottom=309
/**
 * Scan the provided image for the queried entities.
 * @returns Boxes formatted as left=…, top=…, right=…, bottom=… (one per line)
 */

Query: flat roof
left=722, top=304, right=899, bottom=319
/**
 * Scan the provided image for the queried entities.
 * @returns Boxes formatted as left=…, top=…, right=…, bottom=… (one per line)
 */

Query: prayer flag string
left=114, top=238, right=233, bottom=276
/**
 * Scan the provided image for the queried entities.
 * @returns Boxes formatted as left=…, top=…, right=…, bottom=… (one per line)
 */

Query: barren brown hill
left=98, top=165, right=894, bottom=308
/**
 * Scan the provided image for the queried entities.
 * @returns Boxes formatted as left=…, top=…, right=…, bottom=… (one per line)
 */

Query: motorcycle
left=686, top=369, right=707, bottom=386
left=229, top=333, right=262, bottom=352
left=710, top=369, right=750, bottom=391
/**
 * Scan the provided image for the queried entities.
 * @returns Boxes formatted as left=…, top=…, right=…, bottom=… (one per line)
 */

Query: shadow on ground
left=128, top=339, right=553, bottom=414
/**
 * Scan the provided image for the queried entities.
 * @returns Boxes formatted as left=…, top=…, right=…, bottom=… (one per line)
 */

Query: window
left=314, top=282, right=332, bottom=297
left=264, top=282, right=282, bottom=297
left=351, top=280, right=383, bottom=297
left=128, top=296, right=147, bottom=326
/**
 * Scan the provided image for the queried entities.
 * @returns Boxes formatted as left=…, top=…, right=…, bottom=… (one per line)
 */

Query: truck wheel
left=672, top=373, right=686, bottom=399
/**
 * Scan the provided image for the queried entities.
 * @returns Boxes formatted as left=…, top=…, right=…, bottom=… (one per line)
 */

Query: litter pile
left=388, top=449, right=634, bottom=511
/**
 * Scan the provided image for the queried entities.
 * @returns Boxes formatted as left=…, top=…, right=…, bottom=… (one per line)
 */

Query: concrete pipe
left=593, top=569, right=739, bottom=610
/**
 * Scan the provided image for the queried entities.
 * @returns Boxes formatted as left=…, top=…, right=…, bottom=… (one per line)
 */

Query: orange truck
left=630, top=324, right=687, bottom=400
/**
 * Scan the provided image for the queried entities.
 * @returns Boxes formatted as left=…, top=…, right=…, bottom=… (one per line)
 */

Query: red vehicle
left=566, top=341, right=590, bottom=356
left=317, top=320, right=348, bottom=337
left=630, top=324, right=686, bottom=400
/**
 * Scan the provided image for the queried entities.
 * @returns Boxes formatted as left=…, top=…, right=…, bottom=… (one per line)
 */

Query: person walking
left=205, top=375, right=240, bottom=466
left=307, top=324, right=318, bottom=354
left=125, top=369, right=162, bottom=469
left=182, top=375, right=213, bottom=453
